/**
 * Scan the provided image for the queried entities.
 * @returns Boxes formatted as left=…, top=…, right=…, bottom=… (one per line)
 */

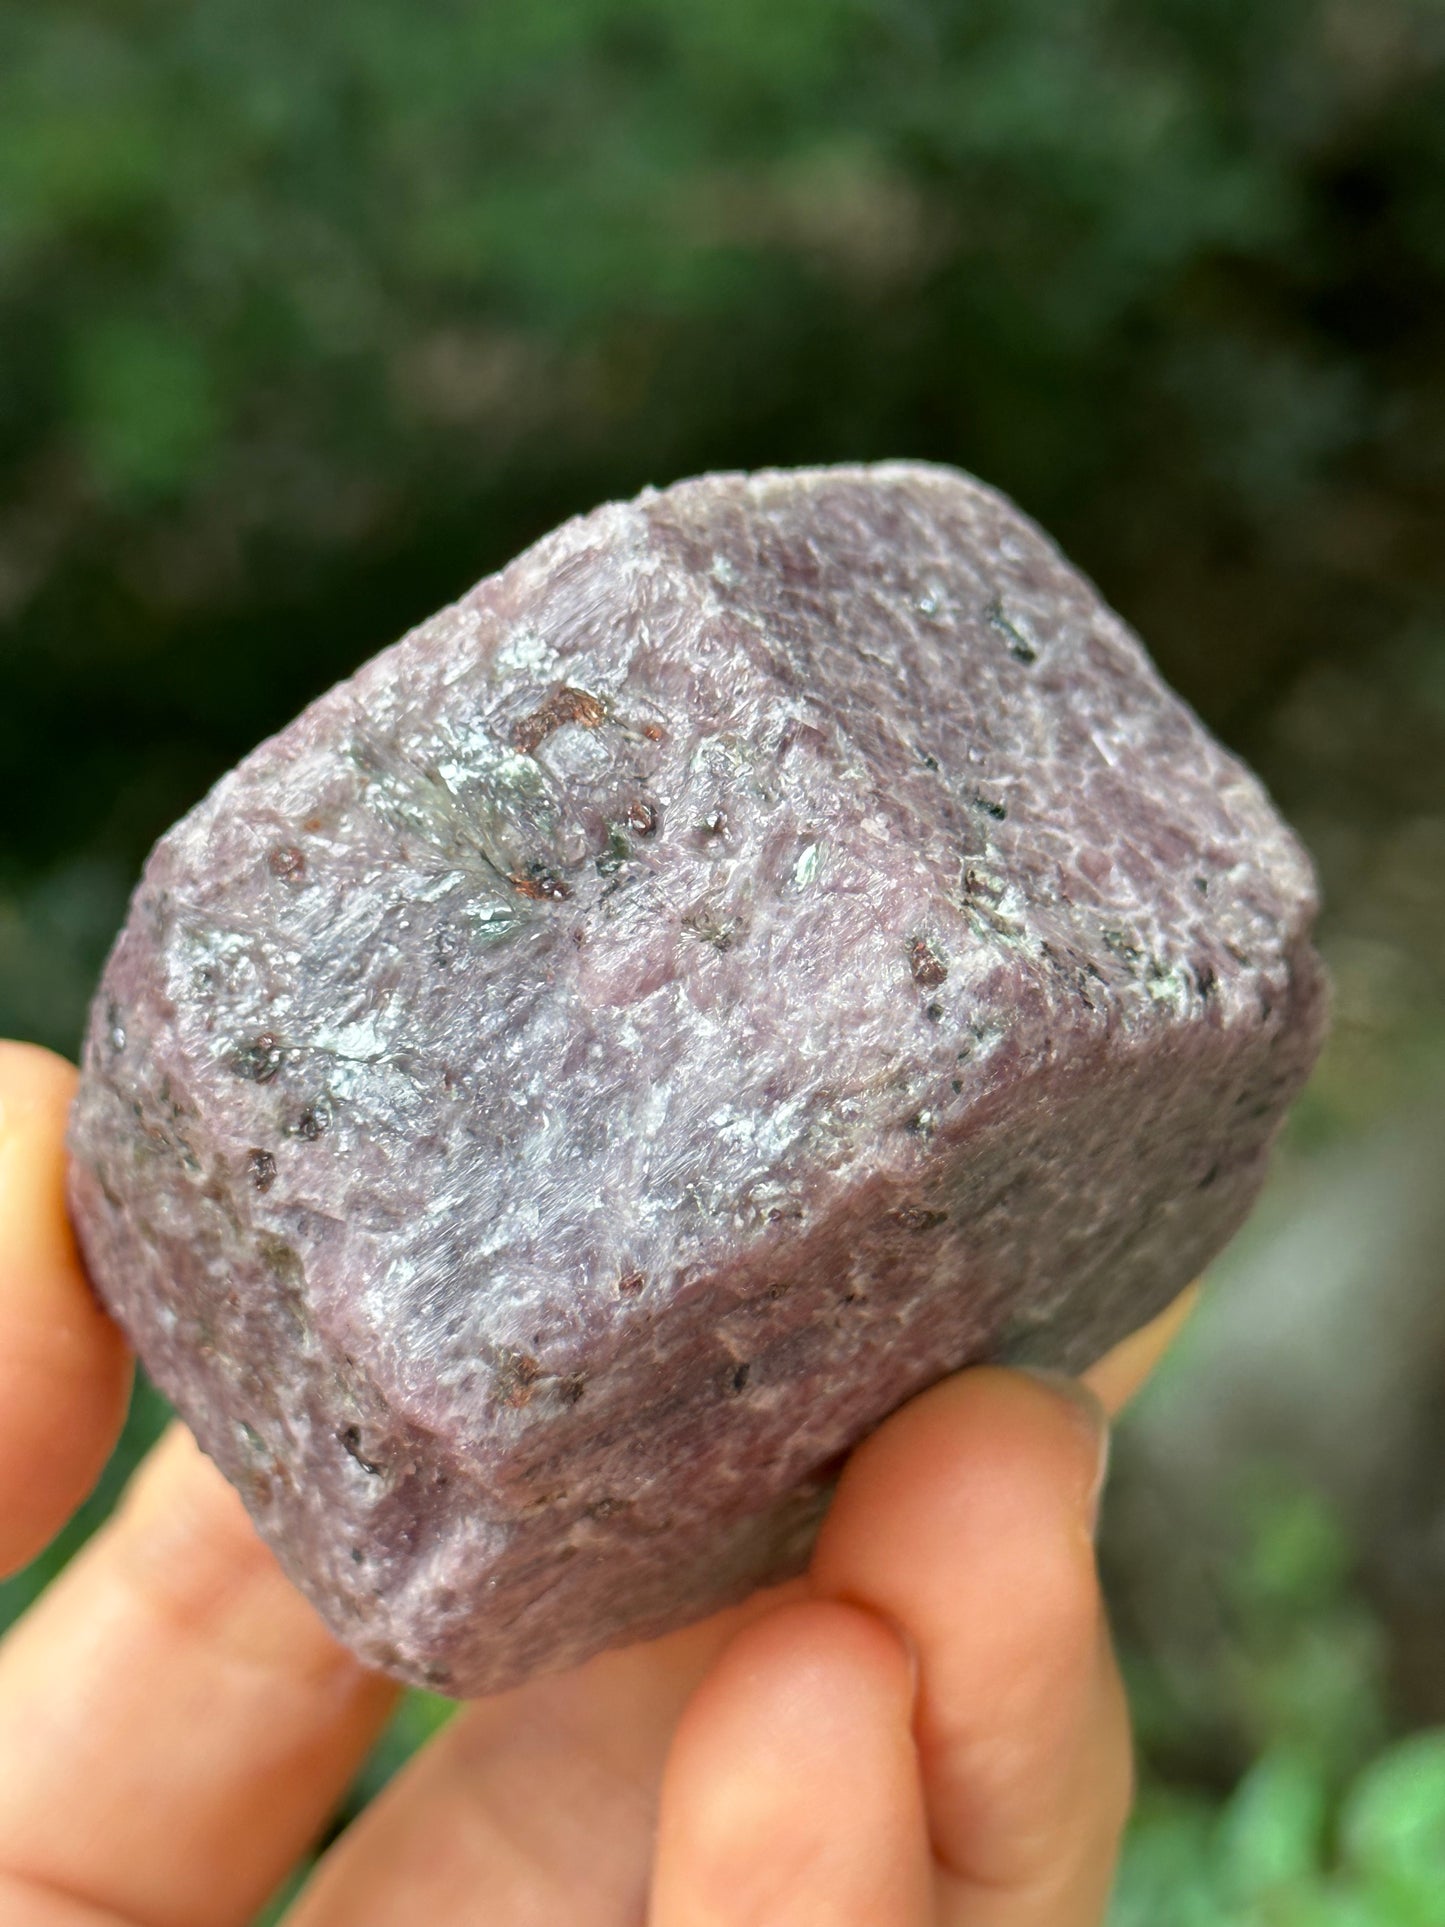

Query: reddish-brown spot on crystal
left=617, top=1271, right=645, bottom=1297
left=510, top=864, right=570, bottom=901
left=247, top=1149, right=277, bottom=1191
left=909, top=939, right=948, bottom=988
left=627, top=800, right=658, bottom=835
left=268, top=845, right=306, bottom=882
left=512, top=685, right=606, bottom=756
left=496, top=1352, right=542, bottom=1408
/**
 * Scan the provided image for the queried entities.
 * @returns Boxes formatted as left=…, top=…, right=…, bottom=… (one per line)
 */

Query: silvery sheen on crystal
left=68, top=464, right=1327, bottom=1694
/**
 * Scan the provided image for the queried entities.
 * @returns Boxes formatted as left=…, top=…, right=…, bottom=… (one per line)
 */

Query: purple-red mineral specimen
left=68, top=465, right=1327, bottom=1694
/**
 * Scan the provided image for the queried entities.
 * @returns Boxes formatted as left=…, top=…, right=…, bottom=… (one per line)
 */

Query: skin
left=0, top=1040, right=1196, bottom=1926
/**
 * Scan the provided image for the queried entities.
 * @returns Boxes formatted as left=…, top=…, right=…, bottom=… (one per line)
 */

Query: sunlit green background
left=4, top=1, right=1445, bottom=1918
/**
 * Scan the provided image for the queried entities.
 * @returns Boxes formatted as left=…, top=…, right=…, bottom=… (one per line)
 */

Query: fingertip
left=651, top=1599, right=930, bottom=1925
left=0, top=1043, right=81, bottom=1275
left=811, top=1367, right=1111, bottom=1707
left=809, top=1365, right=1130, bottom=1905
left=0, top=1040, right=76, bottom=1092
left=1084, top=1282, right=1200, bottom=1415
left=815, top=1365, right=1109, bottom=1592
left=674, top=1598, right=917, bottom=1759
left=0, top=1041, right=132, bottom=1576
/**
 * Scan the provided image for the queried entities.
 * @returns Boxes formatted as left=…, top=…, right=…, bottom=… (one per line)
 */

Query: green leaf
left=1284, top=1888, right=1415, bottom=1927
left=1216, top=1748, right=1328, bottom=1899
left=1109, top=1791, right=1228, bottom=1926
left=1340, top=1730, right=1445, bottom=1886
left=1229, top=1472, right=1354, bottom=1621
left=71, top=317, right=221, bottom=500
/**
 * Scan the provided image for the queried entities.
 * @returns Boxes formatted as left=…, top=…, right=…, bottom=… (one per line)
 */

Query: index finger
left=0, top=1041, right=132, bottom=1576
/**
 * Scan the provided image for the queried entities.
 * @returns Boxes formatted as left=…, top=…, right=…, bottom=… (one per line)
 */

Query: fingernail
left=1014, top=1366, right=1112, bottom=1534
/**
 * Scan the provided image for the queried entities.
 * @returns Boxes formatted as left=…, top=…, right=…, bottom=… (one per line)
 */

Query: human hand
left=0, top=1039, right=1193, bottom=1926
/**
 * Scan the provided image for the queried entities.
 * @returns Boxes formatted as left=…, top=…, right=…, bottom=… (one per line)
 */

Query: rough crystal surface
left=68, top=464, right=1327, bottom=1694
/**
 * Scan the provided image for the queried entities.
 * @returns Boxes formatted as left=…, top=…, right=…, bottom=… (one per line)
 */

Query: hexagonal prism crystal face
left=68, top=464, right=1326, bottom=1694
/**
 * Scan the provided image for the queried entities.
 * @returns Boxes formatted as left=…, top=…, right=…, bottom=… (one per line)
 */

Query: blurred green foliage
left=4, top=0, right=1445, bottom=1061
left=1115, top=1477, right=1445, bottom=1925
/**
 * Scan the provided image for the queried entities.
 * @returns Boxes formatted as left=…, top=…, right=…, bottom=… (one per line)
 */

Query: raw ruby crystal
left=68, top=466, right=1326, bottom=1693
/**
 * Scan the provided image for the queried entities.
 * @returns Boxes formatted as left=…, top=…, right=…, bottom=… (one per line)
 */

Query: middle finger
left=0, top=1427, right=396, bottom=1927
